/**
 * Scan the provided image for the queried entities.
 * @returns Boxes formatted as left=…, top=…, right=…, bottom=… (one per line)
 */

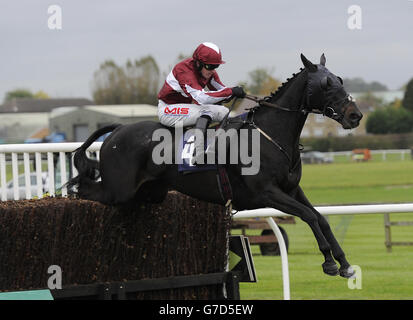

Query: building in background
left=0, top=90, right=405, bottom=143
left=49, top=104, right=158, bottom=142
left=0, top=98, right=94, bottom=143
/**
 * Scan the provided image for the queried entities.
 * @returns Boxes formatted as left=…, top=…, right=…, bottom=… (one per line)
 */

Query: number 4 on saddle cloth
left=177, top=112, right=248, bottom=173
left=178, top=129, right=217, bottom=173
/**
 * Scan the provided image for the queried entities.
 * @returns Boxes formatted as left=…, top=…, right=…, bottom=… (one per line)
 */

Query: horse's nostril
left=350, top=112, right=362, bottom=121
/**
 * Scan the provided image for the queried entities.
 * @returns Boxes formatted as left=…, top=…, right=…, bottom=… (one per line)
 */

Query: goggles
left=203, top=63, right=219, bottom=70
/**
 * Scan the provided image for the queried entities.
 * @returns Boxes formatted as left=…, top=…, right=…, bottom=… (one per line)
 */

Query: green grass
left=239, top=160, right=413, bottom=300
left=301, top=161, right=413, bottom=204
left=4, top=163, right=49, bottom=183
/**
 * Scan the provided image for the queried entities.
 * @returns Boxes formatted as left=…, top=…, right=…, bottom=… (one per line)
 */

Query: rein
left=247, top=110, right=293, bottom=165
left=241, top=94, right=306, bottom=168
left=244, top=94, right=304, bottom=113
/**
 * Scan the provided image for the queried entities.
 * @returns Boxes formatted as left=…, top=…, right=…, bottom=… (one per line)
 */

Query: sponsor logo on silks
left=164, top=107, right=189, bottom=116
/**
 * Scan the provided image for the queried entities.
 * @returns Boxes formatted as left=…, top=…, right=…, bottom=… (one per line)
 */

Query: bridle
left=312, top=94, right=353, bottom=123
left=244, top=85, right=353, bottom=121
left=235, top=73, right=354, bottom=168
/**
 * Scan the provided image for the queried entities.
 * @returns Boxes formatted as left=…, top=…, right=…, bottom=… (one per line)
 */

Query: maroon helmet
left=192, top=42, right=225, bottom=65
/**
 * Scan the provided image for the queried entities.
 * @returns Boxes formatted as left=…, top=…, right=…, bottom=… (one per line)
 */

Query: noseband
left=312, top=93, right=353, bottom=122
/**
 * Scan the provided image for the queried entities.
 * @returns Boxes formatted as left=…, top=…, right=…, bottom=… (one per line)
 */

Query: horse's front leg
left=257, top=187, right=339, bottom=277
left=292, top=187, right=355, bottom=278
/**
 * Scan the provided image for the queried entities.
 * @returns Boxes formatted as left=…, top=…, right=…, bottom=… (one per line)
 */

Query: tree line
left=3, top=53, right=413, bottom=136
left=1, top=55, right=280, bottom=107
left=3, top=89, right=49, bottom=102
left=91, top=56, right=160, bottom=105
left=365, top=78, right=413, bottom=134
left=343, top=77, right=388, bottom=93
left=90, top=54, right=281, bottom=105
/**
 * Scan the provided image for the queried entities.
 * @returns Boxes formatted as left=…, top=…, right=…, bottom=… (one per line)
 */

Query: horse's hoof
left=339, top=266, right=356, bottom=278
left=322, top=261, right=339, bottom=276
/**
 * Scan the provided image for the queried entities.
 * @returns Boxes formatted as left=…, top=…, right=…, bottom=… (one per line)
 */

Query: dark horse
left=68, top=54, right=363, bottom=278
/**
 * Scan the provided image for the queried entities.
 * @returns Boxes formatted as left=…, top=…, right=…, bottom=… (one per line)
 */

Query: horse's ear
left=320, top=53, right=326, bottom=66
left=300, top=54, right=317, bottom=72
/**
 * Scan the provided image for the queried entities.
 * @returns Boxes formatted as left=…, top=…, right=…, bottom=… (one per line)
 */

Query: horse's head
left=301, top=53, right=363, bottom=129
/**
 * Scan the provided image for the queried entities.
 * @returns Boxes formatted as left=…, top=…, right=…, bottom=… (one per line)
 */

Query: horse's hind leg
left=99, top=156, right=145, bottom=205
left=293, top=187, right=355, bottom=278
left=259, top=188, right=338, bottom=276
left=134, top=179, right=169, bottom=204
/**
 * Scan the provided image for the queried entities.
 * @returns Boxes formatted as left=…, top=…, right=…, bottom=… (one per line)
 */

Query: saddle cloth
left=177, top=112, right=249, bottom=204
left=177, top=128, right=217, bottom=173
left=177, top=112, right=248, bottom=173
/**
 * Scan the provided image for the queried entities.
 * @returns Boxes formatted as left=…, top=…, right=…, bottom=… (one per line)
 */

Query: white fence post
left=59, top=152, right=68, bottom=197
left=47, top=152, right=55, bottom=196
left=0, top=142, right=102, bottom=201
left=11, top=153, right=19, bottom=200
left=0, top=154, right=6, bottom=201
left=23, top=152, right=31, bottom=200
left=265, top=217, right=290, bottom=300
left=35, top=152, right=43, bottom=198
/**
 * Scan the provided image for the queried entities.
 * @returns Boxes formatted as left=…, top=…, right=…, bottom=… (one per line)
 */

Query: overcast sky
left=1, top=0, right=412, bottom=101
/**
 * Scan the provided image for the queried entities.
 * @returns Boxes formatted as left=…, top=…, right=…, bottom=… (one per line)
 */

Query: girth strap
left=216, top=165, right=233, bottom=212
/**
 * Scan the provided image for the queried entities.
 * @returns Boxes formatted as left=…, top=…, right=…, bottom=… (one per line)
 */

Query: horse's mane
left=265, top=67, right=305, bottom=102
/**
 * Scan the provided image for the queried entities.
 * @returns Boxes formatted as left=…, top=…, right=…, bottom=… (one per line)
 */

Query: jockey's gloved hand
left=231, top=86, right=246, bottom=98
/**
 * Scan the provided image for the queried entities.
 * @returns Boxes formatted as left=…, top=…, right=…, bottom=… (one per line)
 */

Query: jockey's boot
left=190, top=115, right=211, bottom=165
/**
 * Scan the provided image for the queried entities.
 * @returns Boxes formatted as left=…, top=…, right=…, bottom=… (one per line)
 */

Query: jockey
left=157, top=42, right=246, bottom=164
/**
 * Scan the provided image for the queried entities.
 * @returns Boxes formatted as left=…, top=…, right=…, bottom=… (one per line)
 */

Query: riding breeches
left=158, top=100, right=229, bottom=127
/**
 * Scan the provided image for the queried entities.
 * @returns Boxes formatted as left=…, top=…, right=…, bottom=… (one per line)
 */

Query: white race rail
left=1, top=143, right=412, bottom=300
left=328, top=149, right=411, bottom=161
left=233, top=203, right=413, bottom=300
left=0, top=142, right=102, bottom=201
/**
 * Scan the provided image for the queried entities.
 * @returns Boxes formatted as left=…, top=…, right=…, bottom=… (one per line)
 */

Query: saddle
left=163, top=112, right=246, bottom=207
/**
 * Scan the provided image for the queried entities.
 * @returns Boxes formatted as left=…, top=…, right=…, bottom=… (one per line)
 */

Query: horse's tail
left=67, top=124, right=121, bottom=199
